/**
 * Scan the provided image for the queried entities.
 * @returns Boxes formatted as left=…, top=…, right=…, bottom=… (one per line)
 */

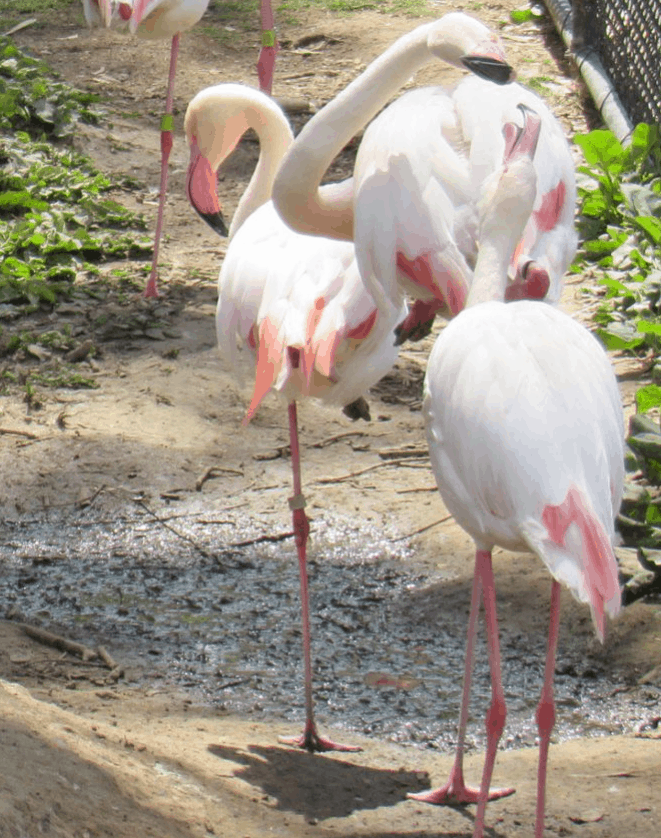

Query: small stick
left=378, top=446, right=428, bottom=460
left=97, top=645, right=118, bottom=670
left=314, top=457, right=430, bottom=485
left=392, top=514, right=454, bottom=542
left=21, top=624, right=97, bottom=662
left=196, top=465, right=244, bottom=491
left=3, top=18, right=37, bottom=36
left=312, top=431, right=368, bottom=448
left=230, top=530, right=296, bottom=548
left=0, top=427, right=38, bottom=439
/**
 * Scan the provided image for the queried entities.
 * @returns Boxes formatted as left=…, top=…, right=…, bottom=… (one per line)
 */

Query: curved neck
left=229, top=97, right=294, bottom=239
left=272, top=21, right=437, bottom=240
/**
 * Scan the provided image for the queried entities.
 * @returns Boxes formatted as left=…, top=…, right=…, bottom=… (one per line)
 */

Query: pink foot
left=408, top=773, right=515, bottom=806
left=278, top=722, right=362, bottom=754
left=143, top=273, right=159, bottom=299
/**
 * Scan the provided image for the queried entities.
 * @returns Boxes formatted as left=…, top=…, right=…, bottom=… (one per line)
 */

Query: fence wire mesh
left=577, top=0, right=661, bottom=127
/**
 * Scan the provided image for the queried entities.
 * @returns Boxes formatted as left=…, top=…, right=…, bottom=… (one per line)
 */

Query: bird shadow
left=206, top=741, right=508, bottom=838
left=208, top=740, right=426, bottom=820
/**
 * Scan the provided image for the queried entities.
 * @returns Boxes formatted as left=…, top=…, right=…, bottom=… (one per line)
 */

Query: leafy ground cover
left=573, top=124, right=661, bottom=579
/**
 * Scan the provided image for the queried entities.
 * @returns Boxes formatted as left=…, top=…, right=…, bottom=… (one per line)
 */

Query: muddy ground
left=0, top=1, right=660, bottom=836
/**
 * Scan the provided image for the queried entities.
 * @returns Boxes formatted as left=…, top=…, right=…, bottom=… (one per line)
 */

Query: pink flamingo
left=84, top=0, right=278, bottom=298
left=185, top=82, right=405, bottom=752
left=272, top=13, right=575, bottom=343
left=394, top=76, right=577, bottom=341
left=272, top=12, right=514, bottom=327
left=412, top=106, right=623, bottom=837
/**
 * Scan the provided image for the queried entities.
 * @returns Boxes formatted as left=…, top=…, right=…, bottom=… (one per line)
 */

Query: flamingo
left=410, top=106, right=623, bottom=838
left=271, top=13, right=575, bottom=342
left=184, top=83, right=405, bottom=752
left=394, top=76, right=577, bottom=342
left=271, top=12, right=514, bottom=323
left=86, top=0, right=278, bottom=298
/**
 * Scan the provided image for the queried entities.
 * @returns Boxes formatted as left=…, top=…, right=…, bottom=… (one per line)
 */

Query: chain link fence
left=553, top=0, right=661, bottom=128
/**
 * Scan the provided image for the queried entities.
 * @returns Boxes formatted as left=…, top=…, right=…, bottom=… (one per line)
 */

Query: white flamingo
left=271, top=14, right=576, bottom=342
left=184, top=83, right=405, bottom=752
left=271, top=12, right=514, bottom=322
left=82, top=0, right=278, bottom=298
left=411, top=106, right=623, bottom=838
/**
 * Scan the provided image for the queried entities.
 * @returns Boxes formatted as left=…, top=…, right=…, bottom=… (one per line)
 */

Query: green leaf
left=646, top=504, right=661, bottom=524
left=596, top=328, right=644, bottom=351
left=510, top=9, right=534, bottom=23
left=574, top=129, right=626, bottom=171
left=636, top=319, right=661, bottom=337
left=599, top=277, right=635, bottom=299
left=635, top=215, right=661, bottom=245
left=636, top=384, right=661, bottom=414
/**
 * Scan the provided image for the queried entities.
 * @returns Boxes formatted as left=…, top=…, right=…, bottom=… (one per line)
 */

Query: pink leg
left=256, top=0, right=278, bottom=95
left=409, top=551, right=514, bottom=808
left=473, top=549, right=509, bottom=838
left=144, top=34, right=179, bottom=298
left=277, top=402, right=361, bottom=753
left=535, top=580, right=561, bottom=838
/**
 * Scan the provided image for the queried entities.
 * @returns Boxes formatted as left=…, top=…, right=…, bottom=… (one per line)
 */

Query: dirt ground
left=1, top=1, right=660, bottom=836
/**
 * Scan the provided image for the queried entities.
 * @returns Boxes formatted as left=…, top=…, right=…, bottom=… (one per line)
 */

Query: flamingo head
left=428, top=12, right=515, bottom=85
left=186, top=139, right=228, bottom=237
left=505, top=261, right=551, bottom=302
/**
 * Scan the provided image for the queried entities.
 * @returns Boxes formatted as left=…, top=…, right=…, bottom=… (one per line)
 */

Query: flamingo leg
left=473, top=549, right=508, bottom=838
left=256, top=0, right=277, bottom=95
left=409, top=551, right=514, bottom=807
left=535, top=580, right=561, bottom=838
left=277, top=401, right=362, bottom=754
left=144, top=33, right=179, bottom=298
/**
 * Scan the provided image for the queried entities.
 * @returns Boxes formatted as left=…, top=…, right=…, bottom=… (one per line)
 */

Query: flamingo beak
left=186, top=139, right=228, bottom=237
left=462, top=55, right=515, bottom=85
left=462, top=34, right=515, bottom=85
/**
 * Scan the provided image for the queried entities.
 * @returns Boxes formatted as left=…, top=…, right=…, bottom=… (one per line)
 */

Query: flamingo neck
left=466, top=236, right=513, bottom=307
left=229, top=97, right=294, bottom=239
left=272, top=21, right=437, bottom=241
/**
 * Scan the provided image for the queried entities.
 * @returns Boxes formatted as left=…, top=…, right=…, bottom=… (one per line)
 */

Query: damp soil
left=0, top=2, right=660, bottom=837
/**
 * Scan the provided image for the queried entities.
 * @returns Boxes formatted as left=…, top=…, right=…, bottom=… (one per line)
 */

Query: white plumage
left=185, top=83, right=403, bottom=753
left=412, top=105, right=623, bottom=838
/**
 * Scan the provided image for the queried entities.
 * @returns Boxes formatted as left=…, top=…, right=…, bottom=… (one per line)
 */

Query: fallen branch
left=230, top=530, right=295, bottom=548
left=0, top=427, right=39, bottom=439
left=312, top=431, right=368, bottom=449
left=314, top=457, right=430, bottom=485
left=3, top=18, right=37, bottom=36
left=196, top=465, right=244, bottom=491
left=97, top=645, right=124, bottom=680
left=21, top=624, right=97, bottom=662
left=378, top=446, right=428, bottom=460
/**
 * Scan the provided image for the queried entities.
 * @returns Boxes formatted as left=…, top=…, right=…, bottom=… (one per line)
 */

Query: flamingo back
left=453, top=77, right=577, bottom=303
left=423, top=301, right=623, bottom=633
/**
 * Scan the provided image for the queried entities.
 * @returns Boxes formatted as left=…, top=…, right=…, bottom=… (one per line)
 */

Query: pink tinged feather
left=505, top=263, right=550, bottom=301
left=346, top=307, right=378, bottom=341
left=396, top=252, right=466, bottom=315
left=541, top=486, right=621, bottom=642
left=534, top=181, right=567, bottom=232
left=186, top=139, right=221, bottom=216
left=118, top=2, right=132, bottom=21
left=301, top=297, right=326, bottom=390
left=243, top=316, right=283, bottom=425
left=128, top=0, right=149, bottom=31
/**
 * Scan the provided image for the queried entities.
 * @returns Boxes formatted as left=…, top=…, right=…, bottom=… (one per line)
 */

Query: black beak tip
left=197, top=209, right=229, bottom=238
left=461, top=55, right=516, bottom=86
